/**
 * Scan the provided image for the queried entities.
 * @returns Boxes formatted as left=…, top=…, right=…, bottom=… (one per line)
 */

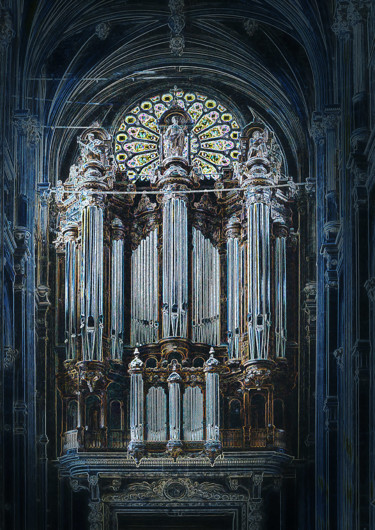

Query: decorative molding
left=243, top=19, right=258, bottom=37
left=95, top=22, right=110, bottom=40
left=0, top=8, right=15, bottom=49
left=4, top=347, right=18, bottom=370
left=333, top=347, right=344, bottom=371
left=169, top=0, right=185, bottom=56
left=365, top=277, right=375, bottom=302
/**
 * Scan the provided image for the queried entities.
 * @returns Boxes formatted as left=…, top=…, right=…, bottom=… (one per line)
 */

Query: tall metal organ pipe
left=80, top=202, right=104, bottom=361
left=246, top=188, right=271, bottom=360
left=131, top=228, right=158, bottom=345
left=63, top=224, right=78, bottom=360
left=275, top=231, right=287, bottom=358
left=192, top=228, right=220, bottom=345
left=162, top=196, right=188, bottom=338
left=226, top=218, right=241, bottom=359
left=111, top=219, right=125, bottom=360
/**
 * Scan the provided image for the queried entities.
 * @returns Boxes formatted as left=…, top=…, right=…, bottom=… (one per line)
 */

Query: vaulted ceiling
left=14, top=0, right=335, bottom=182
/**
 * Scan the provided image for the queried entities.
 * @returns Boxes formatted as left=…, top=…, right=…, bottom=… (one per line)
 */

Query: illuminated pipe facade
left=162, top=196, right=188, bottom=338
left=63, top=224, right=78, bottom=360
left=246, top=188, right=272, bottom=360
left=81, top=201, right=104, bottom=361
left=275, top=228, right=288, bottom=358
left=192, top=227, right=220, bottom=345
left=226, top=217, right=241, bottom=359
left=111, top=218, right=125, bottom=360
left=131, top=228, right=159, bottom=345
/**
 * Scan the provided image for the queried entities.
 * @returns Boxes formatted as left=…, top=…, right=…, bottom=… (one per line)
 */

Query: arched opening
left=274, top=399, right=285, bottom=430
left=229, top=399, right=242, bottom=429
left=250, top=394, right=266, bottom=429
left=85, top=395, right=100, bottom=432
left=67, top=400, right=77, bottom=431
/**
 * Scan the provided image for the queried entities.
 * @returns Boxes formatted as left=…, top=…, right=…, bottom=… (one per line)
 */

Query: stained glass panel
left=116, top=90, right=241, bottom=180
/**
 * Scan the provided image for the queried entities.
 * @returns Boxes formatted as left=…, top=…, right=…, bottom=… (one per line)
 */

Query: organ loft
left=53, top=90, right=299, bottom=527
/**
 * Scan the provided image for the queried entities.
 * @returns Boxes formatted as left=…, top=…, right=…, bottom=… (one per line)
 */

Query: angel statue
left=77, top=132, right=107, bottom=163
left=164, top=116, right=186, bottom=158
left=247, top=128, right=269, bottom=161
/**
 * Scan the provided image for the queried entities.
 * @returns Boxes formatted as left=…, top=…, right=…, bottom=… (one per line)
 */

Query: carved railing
left=108, top=430, right=128, bottom=449
left=249, top=428, right=267, bottom=448
left=62, top=429, right=79, bottom=453
left=84, top=430, right=104, bottom=449
left=221, top=429, right=243, bottom=448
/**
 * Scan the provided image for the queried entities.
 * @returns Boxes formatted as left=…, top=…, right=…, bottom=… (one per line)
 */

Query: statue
left=77, top=132, right=108, bottom=163
left=247, top=128, right=269, bottom=161
left=164, top=116, right=186, bottom=158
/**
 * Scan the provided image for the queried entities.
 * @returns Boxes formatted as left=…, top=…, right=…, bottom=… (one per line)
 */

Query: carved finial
left=204, top=348, right=220, bottom=371
left=129, top=348, right=143, bottom=371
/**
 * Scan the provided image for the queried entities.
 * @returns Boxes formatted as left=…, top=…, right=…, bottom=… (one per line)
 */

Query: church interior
left=1, top=1, right=374, bottom=529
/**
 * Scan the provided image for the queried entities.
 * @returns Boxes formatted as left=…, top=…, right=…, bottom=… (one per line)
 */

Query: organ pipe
left=275, top=231, right=287, bottom=358
left=111, top=219, right=125, bottom=360
left=183, top=386, right=204, bottom=441
left=131, top=229, right=159, bottom=345
left=246, top=188, right=271, bottom=360
left=63, top=224, right=78, bottom=360
left=80, top=202, right=104, bottom=361
left=162, top=197, right=188, bottom=338
left=192, top=227, right=220, bottom=345
left=226, top=218, right=241, bottom=359
left=146, top=387, right=167, bottom=441
left=204, top=349, right=220, bottom=443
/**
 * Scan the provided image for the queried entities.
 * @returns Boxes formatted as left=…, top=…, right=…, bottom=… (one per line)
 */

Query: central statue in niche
left=164, top=115, right=186, bottom=158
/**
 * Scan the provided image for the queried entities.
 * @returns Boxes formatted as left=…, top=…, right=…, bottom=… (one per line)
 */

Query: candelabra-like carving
left=167, top=368, right=183, bottom=457
left=128, top=349, right=145, bottom=462
left=204, top=349, right=221, bottom=461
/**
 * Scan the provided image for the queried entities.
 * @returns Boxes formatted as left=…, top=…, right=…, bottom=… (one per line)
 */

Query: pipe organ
left=55, top=110, right=297, bottom=463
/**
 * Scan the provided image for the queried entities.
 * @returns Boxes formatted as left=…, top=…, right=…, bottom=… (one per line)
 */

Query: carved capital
left=13, top=112, right=41, bottom=146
